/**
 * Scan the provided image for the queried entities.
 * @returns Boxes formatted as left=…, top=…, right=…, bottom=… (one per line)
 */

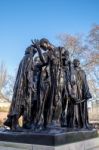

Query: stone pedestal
left=0, top=128, right=98, bottom=150
left=0, top=138, right=99, bottom=150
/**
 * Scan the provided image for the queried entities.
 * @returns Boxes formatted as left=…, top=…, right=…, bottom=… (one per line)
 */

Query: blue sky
left=0, top=0, right=99, bottom=75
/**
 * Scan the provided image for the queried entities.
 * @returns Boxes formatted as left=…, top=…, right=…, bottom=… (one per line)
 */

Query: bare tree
left=57, top=24, right=99, bottom=99
left=88, top=24, right=99, bottom=82
left=57, top=33, right=85, bottom=60
left=0, top=62, right=14, bottom=101
left=88, top=24, right=99, bottom=50
left=58, top=33, right=91, bottom=69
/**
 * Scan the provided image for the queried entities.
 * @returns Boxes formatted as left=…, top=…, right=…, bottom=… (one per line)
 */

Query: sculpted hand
left=31, top=39, right=40, bottom=49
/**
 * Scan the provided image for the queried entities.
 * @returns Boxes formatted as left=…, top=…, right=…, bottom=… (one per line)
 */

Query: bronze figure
left=4, top=38, right=92, bottom=131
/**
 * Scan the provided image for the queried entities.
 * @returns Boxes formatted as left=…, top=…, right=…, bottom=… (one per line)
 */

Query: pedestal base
left=0, top=137, right=99, bottom=150
left=0, top=128, right=98, bottom=146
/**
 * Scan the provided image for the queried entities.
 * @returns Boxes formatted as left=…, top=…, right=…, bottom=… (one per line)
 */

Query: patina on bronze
left=4, top=38, right=92, bottom=131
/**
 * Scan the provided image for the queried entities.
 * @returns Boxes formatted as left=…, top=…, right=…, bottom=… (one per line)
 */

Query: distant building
left=0, top=98, right=10, bottom=111
left=88, top=100, right=99, bottom=122
left=0, top=99, right=11, bottom=125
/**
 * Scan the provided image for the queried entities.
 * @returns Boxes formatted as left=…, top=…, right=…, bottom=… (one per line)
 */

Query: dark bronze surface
left=0, top=129, right=98, bottom=146
left=3, top=38, right=92, bottom=131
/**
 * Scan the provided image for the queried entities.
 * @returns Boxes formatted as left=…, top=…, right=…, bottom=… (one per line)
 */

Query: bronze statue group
left=4, top=38, right=92, bottom=131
